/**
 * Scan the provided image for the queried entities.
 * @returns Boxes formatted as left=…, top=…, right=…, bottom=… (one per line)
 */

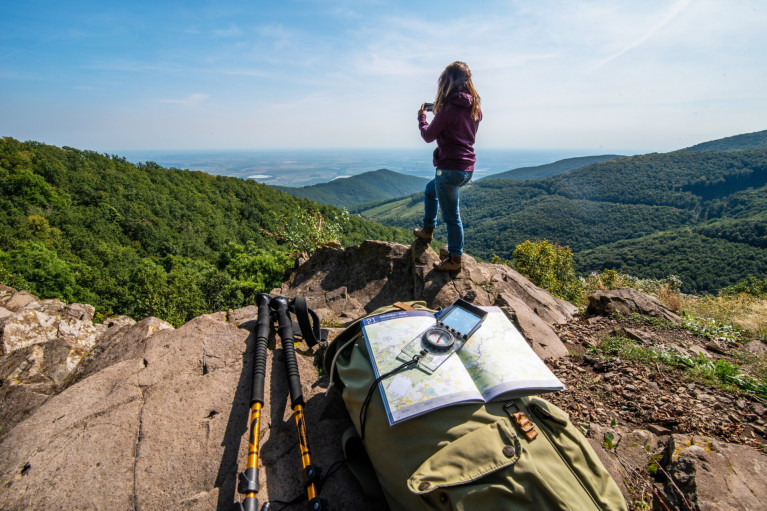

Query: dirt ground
left=537, top=312, right=767, bottom=509
left=547, top=313, right=767, bottom=448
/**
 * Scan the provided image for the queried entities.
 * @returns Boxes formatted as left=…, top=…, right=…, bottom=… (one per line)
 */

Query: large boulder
left=278, top=240, right=576, bottom=360
left=586, top=287, right=681, bottom=324
left=0, top=338, right=86, bottom=435
left=0, top=289, right=172, bottom=437
left=663, top=434, right=767, bottom=511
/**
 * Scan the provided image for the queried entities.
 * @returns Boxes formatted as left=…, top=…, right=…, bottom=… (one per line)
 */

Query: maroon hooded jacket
left=418, top=91, right=482, bottom=171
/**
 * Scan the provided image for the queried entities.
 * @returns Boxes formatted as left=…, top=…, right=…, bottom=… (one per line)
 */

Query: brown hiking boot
left=439, top=246, right=449, bottom=259
left=413, top=226, right=434, bottom=242
left=434, top=254, right=461, bottom=272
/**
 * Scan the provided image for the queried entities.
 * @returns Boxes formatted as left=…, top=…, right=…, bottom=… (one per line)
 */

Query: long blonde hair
left=434, top=61, right=481, bottom=121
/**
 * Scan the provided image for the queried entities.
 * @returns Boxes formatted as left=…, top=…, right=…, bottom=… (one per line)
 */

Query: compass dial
left=422, top=327, right=455, bottom=352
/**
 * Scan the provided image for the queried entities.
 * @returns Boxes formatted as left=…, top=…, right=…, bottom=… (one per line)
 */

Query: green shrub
left=267, top=208, right=348, bottom=255
left=223, top=242, right=291, bottom=302
left=512, top=239, right=584, bottom=303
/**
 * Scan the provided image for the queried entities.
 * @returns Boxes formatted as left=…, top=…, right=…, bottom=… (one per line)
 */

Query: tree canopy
left=0, top=137, right=409, bottom=324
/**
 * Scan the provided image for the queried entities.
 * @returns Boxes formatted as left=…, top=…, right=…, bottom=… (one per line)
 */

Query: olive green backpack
left=324, top=301, right=628, bottom=511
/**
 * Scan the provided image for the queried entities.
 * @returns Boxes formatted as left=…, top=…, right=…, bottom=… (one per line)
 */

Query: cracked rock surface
left=0, top=302, right=366, bottom=510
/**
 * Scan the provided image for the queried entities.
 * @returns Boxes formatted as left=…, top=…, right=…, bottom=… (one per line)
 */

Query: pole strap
left=289, top=296, right=323, bottom=348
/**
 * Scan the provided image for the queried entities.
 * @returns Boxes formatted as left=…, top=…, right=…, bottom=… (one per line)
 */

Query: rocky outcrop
left=583, top=424, right=767, bottom=511
left=0, top=308, right=365, bottom=510
left=586, top=287, right=682, bottom=324
left=2, top=300, right=104, bottom=355
left=278, top=240, right=576, bottom=359
left=0, top=288, right=172, bottom=436
left=2, top=242, right=766, bottom=510
left=662, top=434, right=767, bottom=510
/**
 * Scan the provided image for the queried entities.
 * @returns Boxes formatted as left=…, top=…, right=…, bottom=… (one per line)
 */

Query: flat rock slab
left=0, top=312, right=373, bottom=510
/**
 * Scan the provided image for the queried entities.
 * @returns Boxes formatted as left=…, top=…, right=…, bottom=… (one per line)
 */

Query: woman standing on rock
left=414, top=61, right=482, bottom=272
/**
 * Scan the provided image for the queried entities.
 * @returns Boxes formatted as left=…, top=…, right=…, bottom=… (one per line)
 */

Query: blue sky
left=2, top=0, right=766, bottom=153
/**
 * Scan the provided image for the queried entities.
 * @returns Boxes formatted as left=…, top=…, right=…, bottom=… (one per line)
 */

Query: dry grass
left=656, top=284, right=682, bottom=313
left=681, top=293, right=767, bottom=340
left=582, top=270, right=765, bottom=339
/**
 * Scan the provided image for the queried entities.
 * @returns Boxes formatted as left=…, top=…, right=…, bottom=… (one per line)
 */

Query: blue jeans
left=423, top=169, right=473, bottom=257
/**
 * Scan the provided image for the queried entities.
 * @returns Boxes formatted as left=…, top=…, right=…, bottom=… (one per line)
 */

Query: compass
left=397, top=298, right=489, bottom=374
left=421, top=326, right=456, bottom=352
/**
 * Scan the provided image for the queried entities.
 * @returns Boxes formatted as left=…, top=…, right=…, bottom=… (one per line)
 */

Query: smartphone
left=424, top=102, right=434, bottom=112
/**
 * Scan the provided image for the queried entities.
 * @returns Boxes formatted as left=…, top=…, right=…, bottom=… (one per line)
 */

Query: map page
left=360, top=307, right=564, bottom=425
left=456, top=308, right=565, bottom=401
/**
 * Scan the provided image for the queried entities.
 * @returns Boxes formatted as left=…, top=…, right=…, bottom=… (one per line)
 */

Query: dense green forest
left=0, top=138, right=410, bottom=325
left=358, top=145, right=767, bottom=294
left=482, top=154, right=624, bottom=181
left=4, top=130, right=766, bottom=325
left=274, top=168, right=429, bottom=208
left=575, top=228, right=767, bottom=292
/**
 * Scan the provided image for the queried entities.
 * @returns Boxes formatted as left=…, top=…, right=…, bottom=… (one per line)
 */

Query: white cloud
left=213, top=25, right=242, bottom=38
left=159, top=93, right=210, bottom=106
left=3, top=0, right=766, bottom=151
left=593, top=0, right=693, bottom=69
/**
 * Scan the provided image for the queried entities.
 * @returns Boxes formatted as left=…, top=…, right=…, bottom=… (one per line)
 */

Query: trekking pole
left=270, top=296, right=327, bottom=511
left=238, top=293, right=272, bottom=511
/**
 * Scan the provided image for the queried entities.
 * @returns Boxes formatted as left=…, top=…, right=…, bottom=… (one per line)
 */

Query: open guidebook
left=360, top=306, right=565, bottom=425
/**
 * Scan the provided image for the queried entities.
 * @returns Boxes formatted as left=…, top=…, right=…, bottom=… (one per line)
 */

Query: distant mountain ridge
left=273, top=168, right=429, bottom=208
left=681, top=129, right=767, bottom=152
left=274, top=154, right=626, bottom=207
left=483, top=154, right=625, bottom=181
left=4, top=128, right=766, bottom=304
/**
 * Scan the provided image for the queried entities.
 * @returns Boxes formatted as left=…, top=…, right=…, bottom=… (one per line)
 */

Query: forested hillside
left=681, top=129, right=767, bottom=152
left=0, top=138, right=409, bottom=325
left=274, top=168, right=429, bottom=208
left=483, top=154, right=624, bottom=181
left=358, top=147, right=767, bottom=293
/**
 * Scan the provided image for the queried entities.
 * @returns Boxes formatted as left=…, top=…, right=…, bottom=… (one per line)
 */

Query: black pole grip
left=270, top=296, right=304, bottom=407
left=250, top=293, right=271, bottom=407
